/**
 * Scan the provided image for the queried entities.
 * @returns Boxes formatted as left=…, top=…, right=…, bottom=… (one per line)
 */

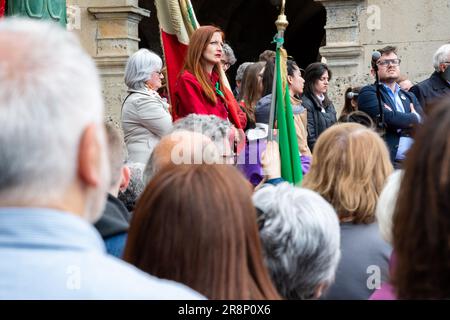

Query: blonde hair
left=302, top=123, right=393, bottom=224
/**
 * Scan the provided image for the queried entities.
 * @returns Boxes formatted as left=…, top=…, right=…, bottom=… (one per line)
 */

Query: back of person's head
left=376, top=170, right=403, bottom=245
left=104, top=122, right=128, bottom=189
left=392, top=101, right=450, bottom=299
left=253, top=183, right=341, bottom=299
left=338, top=110, right=375, bottom=129
left=0, top=18, right=109, bottom=220
left=240, top=61, right=266, bottom=110
left=143, top=130, right=220, bottom=184
left=124, top=164, right=281, bottom=299
left=172, top=114, right=234, bottom=164
left=235, top=62, right=253, bottom=83
left=303, top=123, right=393, bottom=223
left=261, top=59, right=275, bottom=97
left=259, top=50, right=276, bottom=63
left=118, top=162, right=145, bottom=212
left=124, top=48, right=162, bottom=90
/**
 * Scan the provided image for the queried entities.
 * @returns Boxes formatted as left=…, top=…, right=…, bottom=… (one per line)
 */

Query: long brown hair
left=124, top=164, right=281, bottom=300
left=183, top=26, right=225, bottom=105
left=392, top=101, right=450, bottom=299
left=302, top=123, right=393, bottom=224
left=239, top=61, right=266, bottom=125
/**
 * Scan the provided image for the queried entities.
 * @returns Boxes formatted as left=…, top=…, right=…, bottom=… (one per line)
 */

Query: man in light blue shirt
left=0, top=18, right=202, bottom=300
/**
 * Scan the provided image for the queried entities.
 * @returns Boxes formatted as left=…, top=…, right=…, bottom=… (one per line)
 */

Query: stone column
left=67, top=0, right=150, bottom=124
left=315, top=0, right=367, bottom=113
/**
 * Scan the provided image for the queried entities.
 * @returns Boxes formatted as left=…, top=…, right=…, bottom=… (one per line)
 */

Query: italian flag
left=154, top=0, right=198, bottom=108
left=154, top=0, right=244, bottom=130
left=0, top=0, right=5, bottom=18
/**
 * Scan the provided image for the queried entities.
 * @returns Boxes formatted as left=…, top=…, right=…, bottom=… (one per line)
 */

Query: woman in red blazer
left=174, top=26, right=247, bottom=130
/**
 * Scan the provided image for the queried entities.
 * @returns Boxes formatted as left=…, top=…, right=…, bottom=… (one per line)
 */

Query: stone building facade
left=319, top=0, right=450, bottom=109
left=63, top=0, right=450, bottom=121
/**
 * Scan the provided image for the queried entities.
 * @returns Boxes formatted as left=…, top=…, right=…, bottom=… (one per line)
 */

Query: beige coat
left=121, top=88, right=172, bottom=164
left=291, top=97, right=312, bottom=157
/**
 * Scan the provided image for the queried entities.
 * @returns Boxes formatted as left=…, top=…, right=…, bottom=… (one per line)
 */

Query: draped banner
left=0, top=0, right=5, bottom=18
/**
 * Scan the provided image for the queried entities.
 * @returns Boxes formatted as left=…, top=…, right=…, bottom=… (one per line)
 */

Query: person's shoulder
left=179, top=70, right=198, bottom=83
left=359, top=84, right=376, bottom=94
left=256, top=94, right=272, bottom=109
left=87, top=254, right=204, bottom=299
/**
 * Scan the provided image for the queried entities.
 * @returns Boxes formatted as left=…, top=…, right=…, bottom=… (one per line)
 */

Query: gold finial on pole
left=275, top=0, right=288, bottom=32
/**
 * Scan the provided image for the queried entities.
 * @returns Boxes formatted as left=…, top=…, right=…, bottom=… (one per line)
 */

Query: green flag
left=275, top=48, right=303, bottom=184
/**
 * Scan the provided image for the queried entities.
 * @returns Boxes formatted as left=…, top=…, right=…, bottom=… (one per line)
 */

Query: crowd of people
left=0, top=18, right=450, bottom=300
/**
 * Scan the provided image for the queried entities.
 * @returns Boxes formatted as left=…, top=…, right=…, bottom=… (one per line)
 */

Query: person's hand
left=261, top=140, right=281, bottom=180
left=410, top=102, right=417, bottom=114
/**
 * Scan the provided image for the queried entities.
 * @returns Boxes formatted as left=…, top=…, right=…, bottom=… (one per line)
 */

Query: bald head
left=143, top=130, right=220, bottom=184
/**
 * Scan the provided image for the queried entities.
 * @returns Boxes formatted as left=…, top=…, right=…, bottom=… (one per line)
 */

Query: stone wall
left=317, top=0, right=450, bottom=114
left=66, top=0, right=149, bottom=125
left=65, top=0, right=449, bottom=119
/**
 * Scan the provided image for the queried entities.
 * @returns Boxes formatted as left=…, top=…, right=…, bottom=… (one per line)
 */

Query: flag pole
left=268, top=0, right=289, bottom=141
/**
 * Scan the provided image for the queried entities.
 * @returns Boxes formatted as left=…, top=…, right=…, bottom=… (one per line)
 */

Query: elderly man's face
left=439, top=53, right=450, bottom=73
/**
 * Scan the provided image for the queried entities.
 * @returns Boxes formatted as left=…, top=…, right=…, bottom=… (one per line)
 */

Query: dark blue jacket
left=410, top=71, right=450, bottom=114
left=94, top=194, right=130, bottom=258
left=358, top=83, right=424, bottom=162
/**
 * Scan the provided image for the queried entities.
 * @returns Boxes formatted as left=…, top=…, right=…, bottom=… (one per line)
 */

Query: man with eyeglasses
left=410, top=44, right=450, bottom=114
left=358, top=46, right=424, bottom=168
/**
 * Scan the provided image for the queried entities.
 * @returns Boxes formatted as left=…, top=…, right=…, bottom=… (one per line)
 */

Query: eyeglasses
left=377, top=59, right=401, bottom=66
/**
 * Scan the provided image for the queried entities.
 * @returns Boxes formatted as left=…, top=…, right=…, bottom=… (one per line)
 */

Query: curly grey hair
left=253, top=183, right=341, bottom=299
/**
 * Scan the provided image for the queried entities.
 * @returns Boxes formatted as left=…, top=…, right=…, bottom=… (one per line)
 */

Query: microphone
left=372, top=51, right=381, bottom=64
left=346, top=92, right=358, bottom=100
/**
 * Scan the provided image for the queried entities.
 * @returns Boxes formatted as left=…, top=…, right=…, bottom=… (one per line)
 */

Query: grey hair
left=236, top=62, right=253, bottom=82
left=433, top=44, right=450, bottom=71
left=124, top=48, right=162, bottom=90
left=376, top=169, right=403, bottom=244
left=0, top=18, right=106, bottom=205
left=222, top=43, right=237, bottom=66
left=118, top=162, right=145, bottom=213
left=253, top=183, right=341, bottom=299
left=172, top=114, right=232, bottom=154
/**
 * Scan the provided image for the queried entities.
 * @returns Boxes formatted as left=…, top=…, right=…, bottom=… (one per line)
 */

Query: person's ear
left=287, top=74, right=294, bottom=86
left=119, top=165, right=131, bottom=192
left=370, top=68, right=376, bottom=77
left=78, top=124, right=102, bottom=187
left=313, top=282, right=328, bottom=299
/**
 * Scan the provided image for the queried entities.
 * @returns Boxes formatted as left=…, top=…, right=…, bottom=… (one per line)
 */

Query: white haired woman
left=253, top=183, right=341, bottom=299
left=122, top=49, right=172, bottom=164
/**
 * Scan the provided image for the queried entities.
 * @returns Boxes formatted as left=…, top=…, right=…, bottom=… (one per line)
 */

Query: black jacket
left=302, top=93, right=337, bottom=151
left=94, top=194, right=130, bottom=238
left=410, top=71, right=450, bottom=114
